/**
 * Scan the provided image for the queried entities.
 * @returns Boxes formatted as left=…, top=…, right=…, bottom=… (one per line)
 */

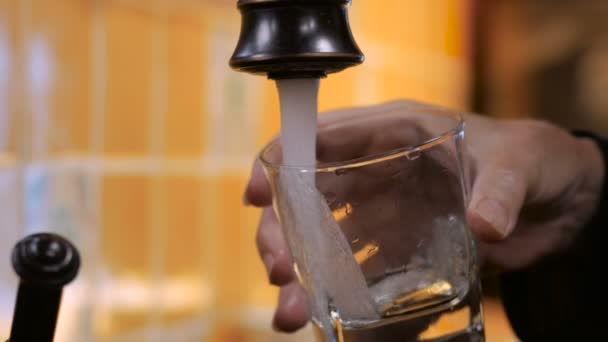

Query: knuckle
left=504, top=119, right=560, bottom=165
left=492, top=167, right=526, bottom=195
left=255, top=212, right=273, bottom=250
left=511, top=119, right=559, bottom=148
left=255, top=226, right=265, bottom=250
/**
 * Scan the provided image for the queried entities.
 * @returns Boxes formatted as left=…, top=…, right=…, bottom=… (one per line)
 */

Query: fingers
left=256, top=208, right=295, bottom=286
left=317, top=99, right=412, bottom=127
left=256, top=209, right=311, bottom=332
left=245, top=159, right=272, bottom=207
left=273, top=281, right=311, bottom=332
left=315, top=100, right=433, bottom=162
left=317, top=114, right=431, bottom=163
left=467, top=164, right=527, bottom=241
left=247, top=101, right=432, bottom=208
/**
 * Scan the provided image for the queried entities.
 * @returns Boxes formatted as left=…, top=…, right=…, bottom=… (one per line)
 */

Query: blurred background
left=0, top=0, right=607, bottom=341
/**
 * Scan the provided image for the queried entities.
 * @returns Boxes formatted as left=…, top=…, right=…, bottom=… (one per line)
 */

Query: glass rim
left=259, top=112, right=465, bottom=173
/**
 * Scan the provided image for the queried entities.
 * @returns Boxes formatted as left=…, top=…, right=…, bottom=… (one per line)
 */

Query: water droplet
left=407, top=148, right=421, bottom=161
left=354, top=242, right=380, bottom=264
left=332, top=202, right=353, bottom=221
left=329, top=301, right=341, bottom=325
left=334, top=168, right=348, bottom=176
left=344, top=202, right=353, bottom=216
left=367, top=245, right=379, bottom=255
left=391, top=170, right=404, bottom=179
left=323, top=192, right=337, bottom=206
left=385, top=264, right=406, bottom=274
left=351, top=237, right=360, bottom=244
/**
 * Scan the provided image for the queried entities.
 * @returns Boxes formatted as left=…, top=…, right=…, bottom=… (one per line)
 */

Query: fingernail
left=263, top=254, right=275, bottom=279
left=475, top=198, right=508, bottom=237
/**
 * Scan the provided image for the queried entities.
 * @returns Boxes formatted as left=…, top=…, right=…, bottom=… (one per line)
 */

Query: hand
left=244, top=100, right=605, bottom=332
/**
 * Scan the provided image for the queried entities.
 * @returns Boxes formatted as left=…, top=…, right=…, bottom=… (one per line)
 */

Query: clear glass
left=261, top=103, right=485, bottom=342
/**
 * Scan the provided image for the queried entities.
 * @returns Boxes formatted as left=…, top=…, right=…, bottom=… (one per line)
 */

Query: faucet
left=230, top=0, right=364, bottom=79
left=8, top=233, right=80, bottom=342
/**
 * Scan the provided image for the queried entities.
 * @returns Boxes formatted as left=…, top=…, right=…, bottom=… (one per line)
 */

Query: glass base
left=314, top=281, right=485, bottom=342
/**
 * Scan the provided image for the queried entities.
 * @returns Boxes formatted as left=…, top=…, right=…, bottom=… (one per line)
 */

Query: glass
left=260, top=103, right=485, bottom=342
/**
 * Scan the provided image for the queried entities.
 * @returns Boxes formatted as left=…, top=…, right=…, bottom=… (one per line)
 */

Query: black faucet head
left=230, top=0, right=364, bottom=79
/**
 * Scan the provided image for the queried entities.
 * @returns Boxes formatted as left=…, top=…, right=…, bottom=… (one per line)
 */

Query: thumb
left=466, top=165, right=527, bottom=242
left=245, top=159, right=273, bottom=207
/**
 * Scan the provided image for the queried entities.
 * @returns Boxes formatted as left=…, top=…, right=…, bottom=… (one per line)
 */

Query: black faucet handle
left=9, top=233, right=81, bottom=342
left=12, top=233, right=80, bottom=288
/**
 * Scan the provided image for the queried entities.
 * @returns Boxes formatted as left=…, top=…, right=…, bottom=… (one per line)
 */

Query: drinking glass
left=260, top=102, right=484, bottom=342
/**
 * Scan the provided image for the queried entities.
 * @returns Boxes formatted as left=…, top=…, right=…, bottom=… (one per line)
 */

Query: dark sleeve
left=500, top=131, right=607, bottom=341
